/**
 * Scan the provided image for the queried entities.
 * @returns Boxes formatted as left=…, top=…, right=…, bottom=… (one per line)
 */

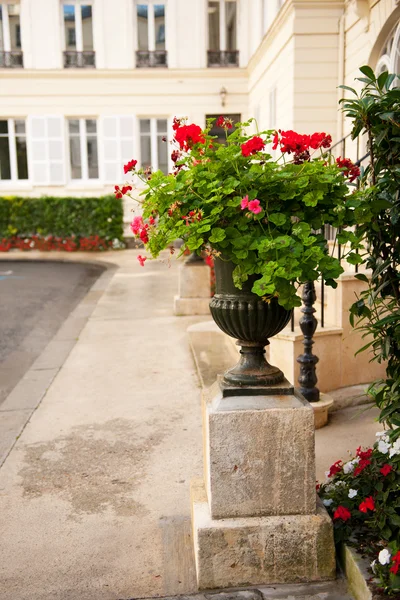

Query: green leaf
left=354, top=273, right=369, bottom=283
left=268, top=213, right=287, bottom=226
left=303, top=190, right=324, bottom=207
left=347, top=252, right=364, bottom=265
left=209, top=227, right=226, bottom=243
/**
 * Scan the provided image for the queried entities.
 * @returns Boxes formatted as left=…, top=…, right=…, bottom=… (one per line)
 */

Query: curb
left=338, top=545, right=372, bottom=600
left=0, top=253, right=118, bottom=468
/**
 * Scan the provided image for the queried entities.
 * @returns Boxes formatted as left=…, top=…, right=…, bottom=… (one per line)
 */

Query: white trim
left=148, top=3, right=155, bottom=51
left=75, top=3, right=83, bottom=52
left=219, top=0, right=226, bottom=52
left=7, top=118, right=17, bottom=180
left=1, top=3, right=11, bottom=51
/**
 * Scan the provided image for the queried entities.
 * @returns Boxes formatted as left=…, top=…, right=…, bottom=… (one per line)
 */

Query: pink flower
left=130, top=216, right=144, bottom=235
left=137, top=255, right=147, bottom=267
left=248, top=199, right=262, bottom=214
left=240, top=195, right=249, bottom=210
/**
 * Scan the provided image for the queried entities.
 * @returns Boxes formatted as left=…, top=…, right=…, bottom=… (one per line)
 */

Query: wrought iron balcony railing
left=136, top=51, right=168, bottom=68
left=63, top=51, right=96, bottom=69
left=207, top=50, right=239, bottom=68
left=0, top=51, right=23, bottom=68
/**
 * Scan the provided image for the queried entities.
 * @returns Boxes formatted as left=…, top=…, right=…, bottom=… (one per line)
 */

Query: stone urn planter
left=209, top=258, right=292, bottom=391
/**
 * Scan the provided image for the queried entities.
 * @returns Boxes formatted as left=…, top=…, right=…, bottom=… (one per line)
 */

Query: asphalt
left=0, top=260, right=103, bottom=405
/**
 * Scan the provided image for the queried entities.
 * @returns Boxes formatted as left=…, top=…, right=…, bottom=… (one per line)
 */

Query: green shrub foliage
left=0, top=195, right=124, bottom=243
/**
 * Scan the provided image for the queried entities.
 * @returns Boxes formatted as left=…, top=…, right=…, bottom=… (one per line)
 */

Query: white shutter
left=101, top=116, right=135, bottom=183
left=28, top=116, right=66, bottom=185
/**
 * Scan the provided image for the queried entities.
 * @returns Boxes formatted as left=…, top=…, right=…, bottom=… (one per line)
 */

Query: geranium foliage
left=122, top=118, right=359, bottom=310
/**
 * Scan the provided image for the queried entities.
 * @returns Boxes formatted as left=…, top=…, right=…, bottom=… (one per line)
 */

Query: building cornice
left=0, top=68, right=247, bottom=80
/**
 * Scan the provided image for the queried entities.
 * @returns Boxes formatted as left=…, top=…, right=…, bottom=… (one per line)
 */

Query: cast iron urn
left=209, top=258, right=292, bottom=392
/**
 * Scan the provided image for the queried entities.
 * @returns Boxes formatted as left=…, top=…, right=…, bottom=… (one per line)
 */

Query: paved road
left=0, top=260, right=103, bottom=405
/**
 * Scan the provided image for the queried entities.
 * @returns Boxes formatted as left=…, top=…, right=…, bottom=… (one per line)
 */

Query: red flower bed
left=0, top=235, right=113, bottom=252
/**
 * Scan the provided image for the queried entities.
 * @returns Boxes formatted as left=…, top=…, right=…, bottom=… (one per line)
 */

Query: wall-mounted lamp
left=220, top=86, right=227, bottom=107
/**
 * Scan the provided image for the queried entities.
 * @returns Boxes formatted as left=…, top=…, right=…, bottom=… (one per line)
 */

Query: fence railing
left=0, top=51, right=23, bottom=68
left=207, top=50, right=239, bottom=68
left=63, top=51, right=96, bottom=68
left=136, top=51, right=168, bottom=68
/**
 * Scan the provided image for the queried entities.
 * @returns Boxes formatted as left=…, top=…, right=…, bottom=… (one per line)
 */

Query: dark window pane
left=0, top=7, right=3, bottom=51
left=87, top=136, right=99, bottom=178
left=226, top=0, right=237, bottom=51
left=0, top=136, right=11, bottom=180
left=85, top=119, right=96, bottom=133
left=154, top=5, right=165, bottom=50
left=9, top=4, right=21, bottom=52
left=81, top=5, right=93, bottom=51
left=208, top=1, right=220, bottom=50
left=0, top=120, right=9, bottom=134
left=137, top=4, right=148, bottom=51
left=140, top=119, right=150, bottom=133
left=64, top=5, right=76, bottom=51
left=140, top=135, right=151, bottom=169
left=68, top=119, right=80, bottom=134
left=69, top=136, right=82, bottom=179
left=157, top=135, right=168, bottom=174
left=16, top=136, right=28, bottom=179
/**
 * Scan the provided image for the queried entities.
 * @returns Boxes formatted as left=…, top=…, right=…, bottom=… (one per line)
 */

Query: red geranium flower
left=359, top=496, right=375, bottom=513
left=327, top=460, right=343, bottom=478
left=390, top=551, right=400, bottom=574
left=356, top=447, right=373, bottom=461
left=124, top=159, right=137, bottom=174
left=114, top=185, right=123, bottom=199
left=336, top=157, right=360, bottom=182
left=353, top=459, right=371, bottom=477
left=174, top=123, right=205, bottom=151
left=309, top=132, right=332, bottom=150
left=241, top=136, right=265, bottom=157
left=137, top=255, right=147, bottom=267
left=333, top=506, right=351, bottom=521
left=380, top=464, right=393, bottom=476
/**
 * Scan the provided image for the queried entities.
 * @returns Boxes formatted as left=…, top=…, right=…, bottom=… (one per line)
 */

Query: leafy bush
left=319, top=435, right=400, bottom=594
left=0, top=195, right=124, bottom=250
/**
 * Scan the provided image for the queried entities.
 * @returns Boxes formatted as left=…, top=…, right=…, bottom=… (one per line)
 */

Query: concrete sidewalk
left=0, top=250, right=381, bottom=600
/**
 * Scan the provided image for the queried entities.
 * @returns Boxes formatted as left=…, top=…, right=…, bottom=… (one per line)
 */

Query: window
left=0, top=119, right=28, bottom=181
left=136, top=3, right=167, bottom=67
left=206, top=113, right=241, bottom=144
left=0, top=4, right=23, bottom=67
left=139, top=118, right=168, bottom=174
left=68, top=118, right=99, bottom=180
left=207, top=0, right=238, bottom=67
left=63, top=2, right=95, bottom=68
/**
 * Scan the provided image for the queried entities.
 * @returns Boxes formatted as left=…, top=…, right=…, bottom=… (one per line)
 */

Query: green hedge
left=0, top=195, right=124, bottom=241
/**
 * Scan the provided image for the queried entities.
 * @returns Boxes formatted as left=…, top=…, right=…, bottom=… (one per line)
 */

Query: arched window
left=376, top=21, right=400, bottom=76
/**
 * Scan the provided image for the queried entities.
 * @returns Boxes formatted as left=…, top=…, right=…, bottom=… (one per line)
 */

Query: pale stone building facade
left=0, top=0, right=399, bottom=201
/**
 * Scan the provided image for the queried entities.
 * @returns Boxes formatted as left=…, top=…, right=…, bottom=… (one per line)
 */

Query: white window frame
left=67, top=117, right=99, bottom=182
left=0, top=117, right=29, bottom=183
left=135, top=1, right=165, bottom=52
left=208, top=0, right=237, bottom=52
left=0, top=2, right=21, bottom=52
left=62, top=0, right=93, bottom=52
left=138, top=116, right=169, bottom=173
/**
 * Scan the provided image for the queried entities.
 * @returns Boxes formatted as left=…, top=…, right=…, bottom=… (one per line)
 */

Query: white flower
left=371, top=559, right=377, bottom=573
left=343, top=458, right=360, bottom=474
left=334, top=480, right=346, bottom=487
left=378, top=549, right=391, bottom=565
left=348, top=489, right=358, bottom=499
left=376, top=431, right=388, bottom=438
left=323, top=499, right=333, bottom=507
left=378, top=439, right=390, bottom=454
left=389, top=439, right=400, bottom=458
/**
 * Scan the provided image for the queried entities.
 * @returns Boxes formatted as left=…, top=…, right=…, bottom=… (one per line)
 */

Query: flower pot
left=209, top=258, right=292, bottom=390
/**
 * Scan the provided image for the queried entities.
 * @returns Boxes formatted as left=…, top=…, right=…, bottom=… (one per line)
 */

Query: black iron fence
left=63, top=51, right=96, bottom=68
left=136, top=51, right=168, bottom=68
left=0, top=51, right=23, bottom=68
left=207, top=50, right=239, bottom=68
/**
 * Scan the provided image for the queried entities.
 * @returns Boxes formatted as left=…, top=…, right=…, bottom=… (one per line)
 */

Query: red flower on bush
left=356, top=447, right=373, bottom=460
left=353, top=459, right=371, bottom=477
left=114, top=185, right=132, bottom=198
left=216, top=116, right=233, bottom=129
left=241, top=136, right=265, bottom=157
left=359, top=496, right=375, bottom=513
left=380, top=464, right=393, bottom=476
left=390, top=551, right=400, bottom=575
left=273, top=130, right=332, bottom=156
left=333, top=506, right=351, bottom=521
left=174, top=124, right=205, bottom=151
left=124, top=159, right=137, bottom=174
left=336, top=157, right=360, bottom=183
left=137, top=255, right=147, bottom=267
left=327, top=460, right=343, bottom=478
left=309, top=132, right=332, bottom=150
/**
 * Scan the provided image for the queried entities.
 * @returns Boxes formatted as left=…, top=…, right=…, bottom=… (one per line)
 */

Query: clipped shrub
left=0, top=195, right=124, bottom=251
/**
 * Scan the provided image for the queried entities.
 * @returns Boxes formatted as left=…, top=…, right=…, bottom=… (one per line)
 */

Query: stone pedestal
left=191, top=382, right=336, bottom=589
left=174, top=261, right=211, bottom=316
